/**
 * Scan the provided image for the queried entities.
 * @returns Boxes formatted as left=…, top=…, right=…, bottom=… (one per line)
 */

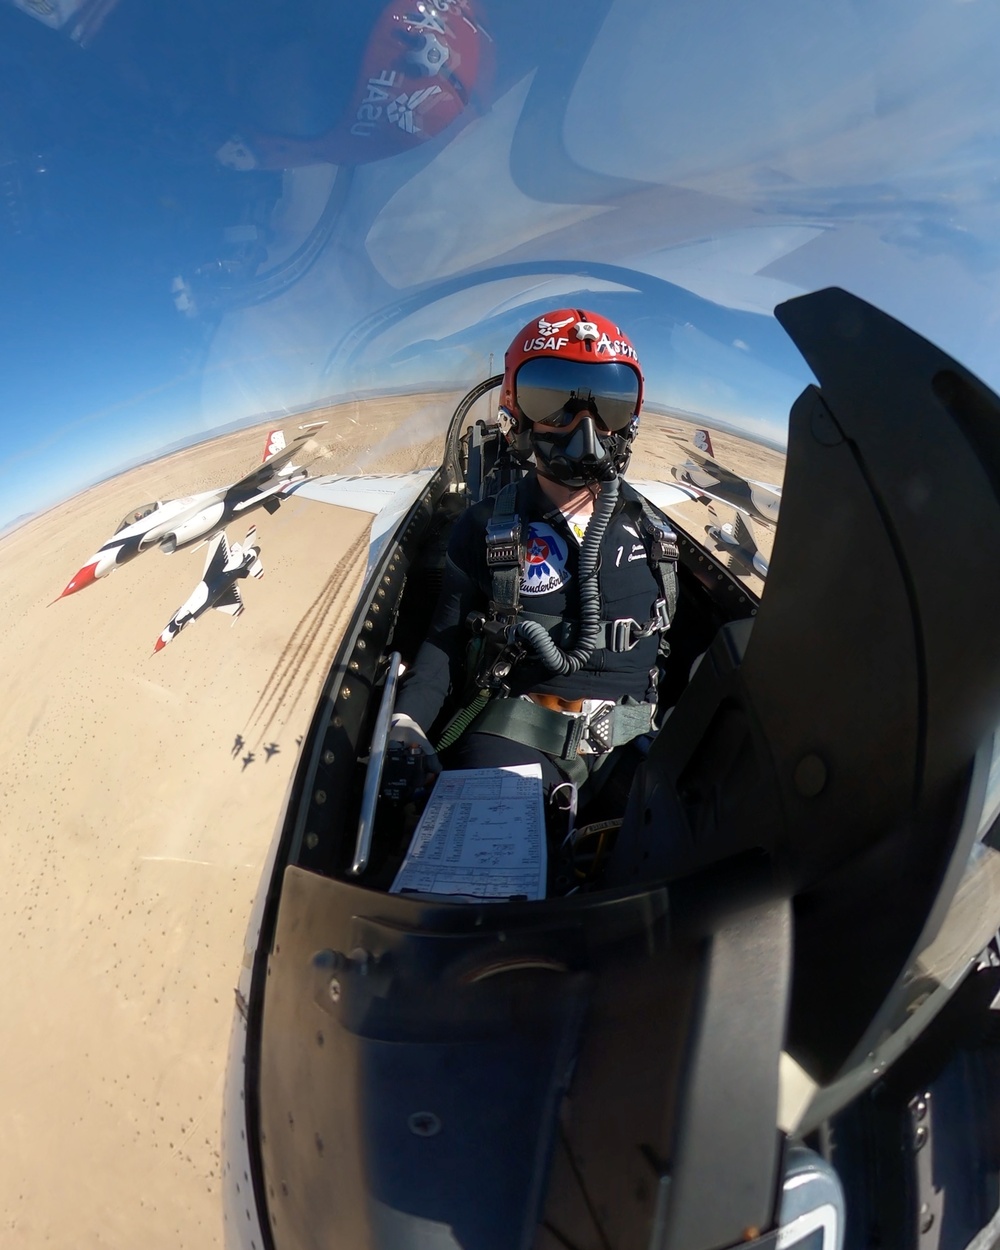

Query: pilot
left=389, top=309, right=678, bottom=805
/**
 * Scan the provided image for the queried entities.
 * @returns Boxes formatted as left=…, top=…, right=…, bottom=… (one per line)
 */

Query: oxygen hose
left=512, top=475, right=619, bottom=675
left=435, top=476, right=619, bottom=751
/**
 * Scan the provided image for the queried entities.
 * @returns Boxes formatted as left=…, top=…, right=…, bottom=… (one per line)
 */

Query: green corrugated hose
left=435, top=689, right=491, bottom=752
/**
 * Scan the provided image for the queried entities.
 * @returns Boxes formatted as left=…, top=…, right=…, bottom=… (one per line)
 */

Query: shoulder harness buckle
left=485, top=518, right=521, bottom=567
left=642, top=515, right=680, bottom=564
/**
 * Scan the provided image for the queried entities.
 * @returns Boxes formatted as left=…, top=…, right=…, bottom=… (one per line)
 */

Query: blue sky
left=2, top=0, right=1000, bottom=528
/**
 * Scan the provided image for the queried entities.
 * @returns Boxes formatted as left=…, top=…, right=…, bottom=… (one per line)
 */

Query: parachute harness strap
left=621, top=483, right=680, bottom=640
left=483, top=479, right=679, bottom=679
left=449, top=480, right=678, bottom=753
left=485, top=481, right=523, bottom=618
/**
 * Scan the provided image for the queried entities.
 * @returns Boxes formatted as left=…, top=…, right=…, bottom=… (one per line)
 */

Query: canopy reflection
left=3, top=3, right=1000, bottom=1249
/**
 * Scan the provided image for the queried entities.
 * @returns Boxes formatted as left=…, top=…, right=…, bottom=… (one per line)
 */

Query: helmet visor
left=514, top=358, right=640, bottom=432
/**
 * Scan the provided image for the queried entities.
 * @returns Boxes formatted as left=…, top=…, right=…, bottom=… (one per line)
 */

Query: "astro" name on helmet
left=595, top=332, right=638, bottom=359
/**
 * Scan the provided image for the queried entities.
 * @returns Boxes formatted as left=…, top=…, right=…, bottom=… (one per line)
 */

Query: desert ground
left=0, top=392, right=782, bottom=1247
left=0, top=392, right=454, bottom=1249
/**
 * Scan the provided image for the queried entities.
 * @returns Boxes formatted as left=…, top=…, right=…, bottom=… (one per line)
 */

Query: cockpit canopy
left=114, top=501, right=160, bottom=534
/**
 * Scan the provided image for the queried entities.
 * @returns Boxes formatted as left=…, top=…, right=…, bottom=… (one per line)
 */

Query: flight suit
left=396, top=473, right=670, bottom=788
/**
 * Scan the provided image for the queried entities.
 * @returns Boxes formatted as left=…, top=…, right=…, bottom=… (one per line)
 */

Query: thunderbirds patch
left=522, top=523, right=571, bottom=596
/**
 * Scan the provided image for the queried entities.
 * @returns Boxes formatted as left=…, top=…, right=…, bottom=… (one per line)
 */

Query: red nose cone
left=153, top=636, right=167, bottom=653
left=58, top=560, right=100, bottom=599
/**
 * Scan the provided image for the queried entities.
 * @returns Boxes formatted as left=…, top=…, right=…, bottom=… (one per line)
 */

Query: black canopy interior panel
left=619, top=288, right=1000, bottom=1078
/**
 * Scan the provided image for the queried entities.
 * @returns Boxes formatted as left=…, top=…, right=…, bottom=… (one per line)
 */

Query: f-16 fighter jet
left=153, top=527, right=263, bottom=652
left=673, top=427, right=783, bottom=526
left=57, top=423, right=324, bottom=599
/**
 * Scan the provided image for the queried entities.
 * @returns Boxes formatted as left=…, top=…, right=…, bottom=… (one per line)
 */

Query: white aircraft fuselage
left=56, top=425, right=320, bottom=598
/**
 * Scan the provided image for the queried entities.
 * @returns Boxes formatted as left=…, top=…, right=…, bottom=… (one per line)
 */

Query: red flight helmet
left=217, top=0, right=493, bottom=170
left=499, top=309, right=645, bottom=476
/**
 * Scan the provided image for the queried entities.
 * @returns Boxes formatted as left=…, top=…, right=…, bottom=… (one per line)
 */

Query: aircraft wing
left=288, top=470, right=436, bottom=567
left=674, top=451, right=782, bottom=525
left=212, top=583, right=245, bottom=617
left=229, top=423, right=326, bottom=494
left=294, top=472, right=695, bottom=569
left=692, top=451, right=783, bottom=502
left=628, top=479, right=709, bottom=511
left=203, top=530, right=231, bottom=578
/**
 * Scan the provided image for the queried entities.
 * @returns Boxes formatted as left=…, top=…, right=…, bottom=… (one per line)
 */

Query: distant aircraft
left=707, top=512, right=770, bottom=579
left=57, top=424, right=323, bottom=598
left=672, top=428, right=782, bottom=526
left=153, top=527, right=263, bottom=652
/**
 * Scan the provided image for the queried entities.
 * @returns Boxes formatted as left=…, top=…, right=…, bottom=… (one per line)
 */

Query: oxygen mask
left=530, top=413, right=619, bottom=486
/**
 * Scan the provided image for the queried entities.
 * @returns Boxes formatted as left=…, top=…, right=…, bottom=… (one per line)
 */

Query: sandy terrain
left=0, top=393, right=456, bottom=1249
left=0, top=390, right=781, bottom=1248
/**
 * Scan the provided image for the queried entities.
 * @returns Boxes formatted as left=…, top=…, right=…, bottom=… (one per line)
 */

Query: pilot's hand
left=381, top=713, right=442, bottom=803
left=388, top=713, right=442, bottom=770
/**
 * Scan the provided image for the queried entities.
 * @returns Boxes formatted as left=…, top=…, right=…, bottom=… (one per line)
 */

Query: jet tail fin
left=261, top=429, right=287, bottom=463
left=242, top=526, right=264, bottom=579
left=261, top=420, right=326, bottom=465
left=693, top=428, right=715, bottom=458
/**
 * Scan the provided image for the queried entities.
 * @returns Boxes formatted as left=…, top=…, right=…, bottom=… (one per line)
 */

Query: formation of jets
left=667, top=428, right=782, bottom=580
left=56, top=423, right=325, bottom=651
left=57, top=423, right=323, bottom=600
left=673, top=427, right=782, bottom=528
left=56, top=416, right=775, bottom=651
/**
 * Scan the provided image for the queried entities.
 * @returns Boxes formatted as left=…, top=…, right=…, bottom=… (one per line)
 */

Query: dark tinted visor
left=514, top=358, right=640, bottom=432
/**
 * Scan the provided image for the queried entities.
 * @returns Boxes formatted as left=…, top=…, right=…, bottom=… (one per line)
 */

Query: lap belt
left=470, top=696, right=655, bottom=761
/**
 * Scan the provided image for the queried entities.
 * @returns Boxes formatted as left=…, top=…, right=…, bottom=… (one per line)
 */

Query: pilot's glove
left=388, top=713, right=441, bottom=766
left=382, top=713, right=442, bottom=803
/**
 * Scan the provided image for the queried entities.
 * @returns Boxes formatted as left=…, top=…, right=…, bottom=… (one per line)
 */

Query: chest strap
left=518, top=604, right=672, bottom=653
left=621, top=483, right=680, bottom=626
